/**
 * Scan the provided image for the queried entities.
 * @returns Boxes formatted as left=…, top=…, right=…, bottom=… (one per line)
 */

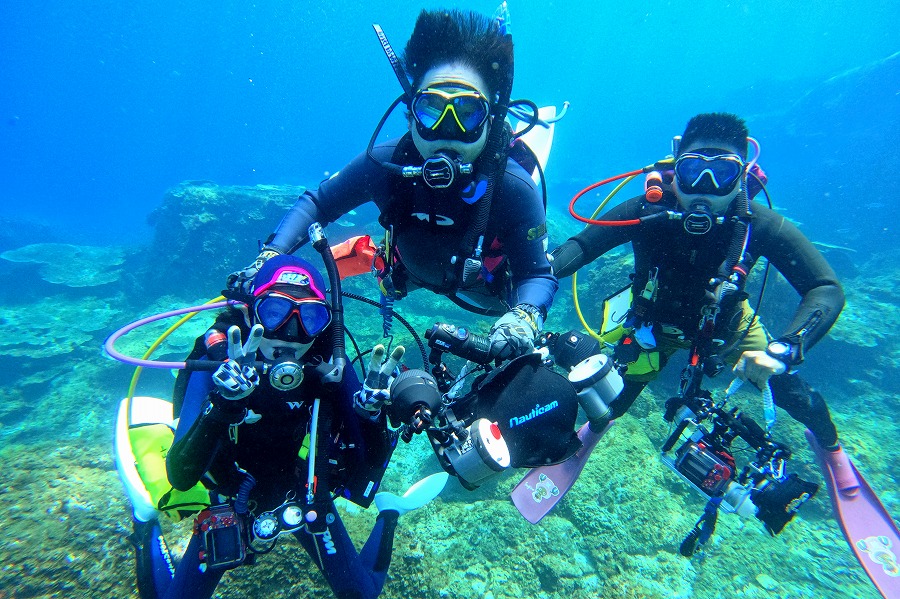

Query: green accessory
left=129, top=422, right=210, bottom=521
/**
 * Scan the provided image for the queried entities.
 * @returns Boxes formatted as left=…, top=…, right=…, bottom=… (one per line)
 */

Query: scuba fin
left=806, top=430, right=900, bottom=598
left=511, top=420, right=615, bottom=524
left=374, top=472, right=450, bottom=516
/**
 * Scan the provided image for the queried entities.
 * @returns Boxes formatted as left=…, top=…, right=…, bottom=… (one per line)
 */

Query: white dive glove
left=212, top=325, right=264, bottom=400
left=353, top=344, right=406, bottom=419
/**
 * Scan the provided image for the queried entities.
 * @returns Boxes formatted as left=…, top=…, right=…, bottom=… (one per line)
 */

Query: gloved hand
left=732, top=350, right=786, bottom=389
left=488, top=304, right=542, bottom=361
left=212, top=325, right=265, bottom=401
left=354, top=344, right=406, bottom=419
left=225, top=248, right=281, bottom=293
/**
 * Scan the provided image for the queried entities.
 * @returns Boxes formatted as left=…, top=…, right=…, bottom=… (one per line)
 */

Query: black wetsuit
left=136, top=312, right=399, bottom=599
left=266, top=135, right=558, bottom=316
left=552, top=195, right=845, bottom=446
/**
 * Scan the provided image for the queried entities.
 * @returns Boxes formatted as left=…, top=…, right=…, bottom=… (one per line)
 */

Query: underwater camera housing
left=397, top=322, right=599, bottom=490
left=387, top=366, right=512, bottom=489
left=400, top=325, right=624, bottom=490
left=194, top=504, right=247, bottom=571
left=661, top=396, right=818, bottom=534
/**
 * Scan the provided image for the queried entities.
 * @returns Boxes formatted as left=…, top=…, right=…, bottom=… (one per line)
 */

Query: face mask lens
left=255, top=296, right=294, bottom=330
left=412, top=94, right=445, bottom=129
left=675, top=154, right=744, bottom=196
left=299, top=302, right=332, bottom=337
left=452, top=96, right=489, bottom=130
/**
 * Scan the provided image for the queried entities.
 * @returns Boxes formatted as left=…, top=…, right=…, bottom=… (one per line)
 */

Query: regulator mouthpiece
left=402, top=152, right=473, bottom=189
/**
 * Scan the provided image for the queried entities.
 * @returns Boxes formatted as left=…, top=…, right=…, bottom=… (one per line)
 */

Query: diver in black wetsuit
left=132, top=254, right=446, bottom=599
left=228, top=8, right=557, bottom=362
left=551, top=112, right=859, bottom=494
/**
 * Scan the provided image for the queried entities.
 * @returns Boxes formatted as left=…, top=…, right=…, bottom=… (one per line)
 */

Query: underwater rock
left=1, top=242, right=126, bottom=287
left=779, top=51, right=899, bottom=148
left=0, top=441, right=137, bottom=597
left=755, top=573, right=778, bottom=591
left=142, top=181, right=305, bottom=297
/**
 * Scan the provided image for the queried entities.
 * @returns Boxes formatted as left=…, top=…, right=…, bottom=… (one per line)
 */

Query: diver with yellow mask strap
left=227, top=6, right=562, bottom=363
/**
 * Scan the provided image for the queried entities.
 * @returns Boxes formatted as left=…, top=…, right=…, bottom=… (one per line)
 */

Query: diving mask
left=675, top=151, right=746, bottom=197
left=253, top=292, right=332, bottom=343
left=412, top=84, right=490, bottom=143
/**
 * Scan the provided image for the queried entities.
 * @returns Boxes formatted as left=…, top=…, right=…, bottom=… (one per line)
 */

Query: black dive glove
left=226, top=248, right=281, bottom=294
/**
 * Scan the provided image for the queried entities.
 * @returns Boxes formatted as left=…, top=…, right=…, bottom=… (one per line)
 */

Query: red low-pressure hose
left=569, top=168, right=645, bottom=226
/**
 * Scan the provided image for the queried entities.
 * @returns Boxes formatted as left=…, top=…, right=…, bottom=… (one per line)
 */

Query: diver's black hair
left=402, top=9, right=513, bottom=101
left=679, top=113, right=749, bottom=159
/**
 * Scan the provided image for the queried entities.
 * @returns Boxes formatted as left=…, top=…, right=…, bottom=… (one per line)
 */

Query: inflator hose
left=311, top=224, right=347, bottom=368
left=459, top=43, right=515, bottom=268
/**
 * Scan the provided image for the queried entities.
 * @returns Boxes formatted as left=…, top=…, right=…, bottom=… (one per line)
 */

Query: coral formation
left=141, top=182, right=306, bottom=297
left=1, top=243, right=127, bottom=287
left=1, top=181, right=895, bottom=599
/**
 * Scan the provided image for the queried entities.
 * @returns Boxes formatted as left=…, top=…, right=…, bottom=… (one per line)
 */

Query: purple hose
left=103, top=301, right=237, bottom=369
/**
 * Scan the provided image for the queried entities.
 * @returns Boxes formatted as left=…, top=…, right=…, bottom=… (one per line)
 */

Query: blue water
left=2, top=0, right=897, bottom=247
left=1, top=2, right=898, bottom=598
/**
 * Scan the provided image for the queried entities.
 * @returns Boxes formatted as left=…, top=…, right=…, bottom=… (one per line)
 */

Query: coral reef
left=1, top=243, right=127, bottom=287
left=1, top=182, right=895, bottom=599
left=141, top=181, right=306, bottom=298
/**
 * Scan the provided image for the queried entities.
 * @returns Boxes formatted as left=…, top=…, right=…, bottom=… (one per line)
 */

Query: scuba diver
left=130, top=253, right=447, bottom=599
left=227, top=7, right=557, bottom=362
left=551, top=112, right=859, bottom=494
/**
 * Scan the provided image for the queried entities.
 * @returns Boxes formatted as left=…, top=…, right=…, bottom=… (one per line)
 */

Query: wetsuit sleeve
left=497, top=165, right=558, bottom=315
left=750, top=205, right=845, bottom=350
left=550, top=197, right=644, bottom=279
left=267, top=145, right=395, bottom=254
left=166, top=370, right=245, bottom=492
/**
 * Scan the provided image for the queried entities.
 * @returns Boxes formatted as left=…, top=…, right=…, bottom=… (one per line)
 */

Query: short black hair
left=679, top=113, right=749, bottom=158
left=402, top=9, right=513, bottom=101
